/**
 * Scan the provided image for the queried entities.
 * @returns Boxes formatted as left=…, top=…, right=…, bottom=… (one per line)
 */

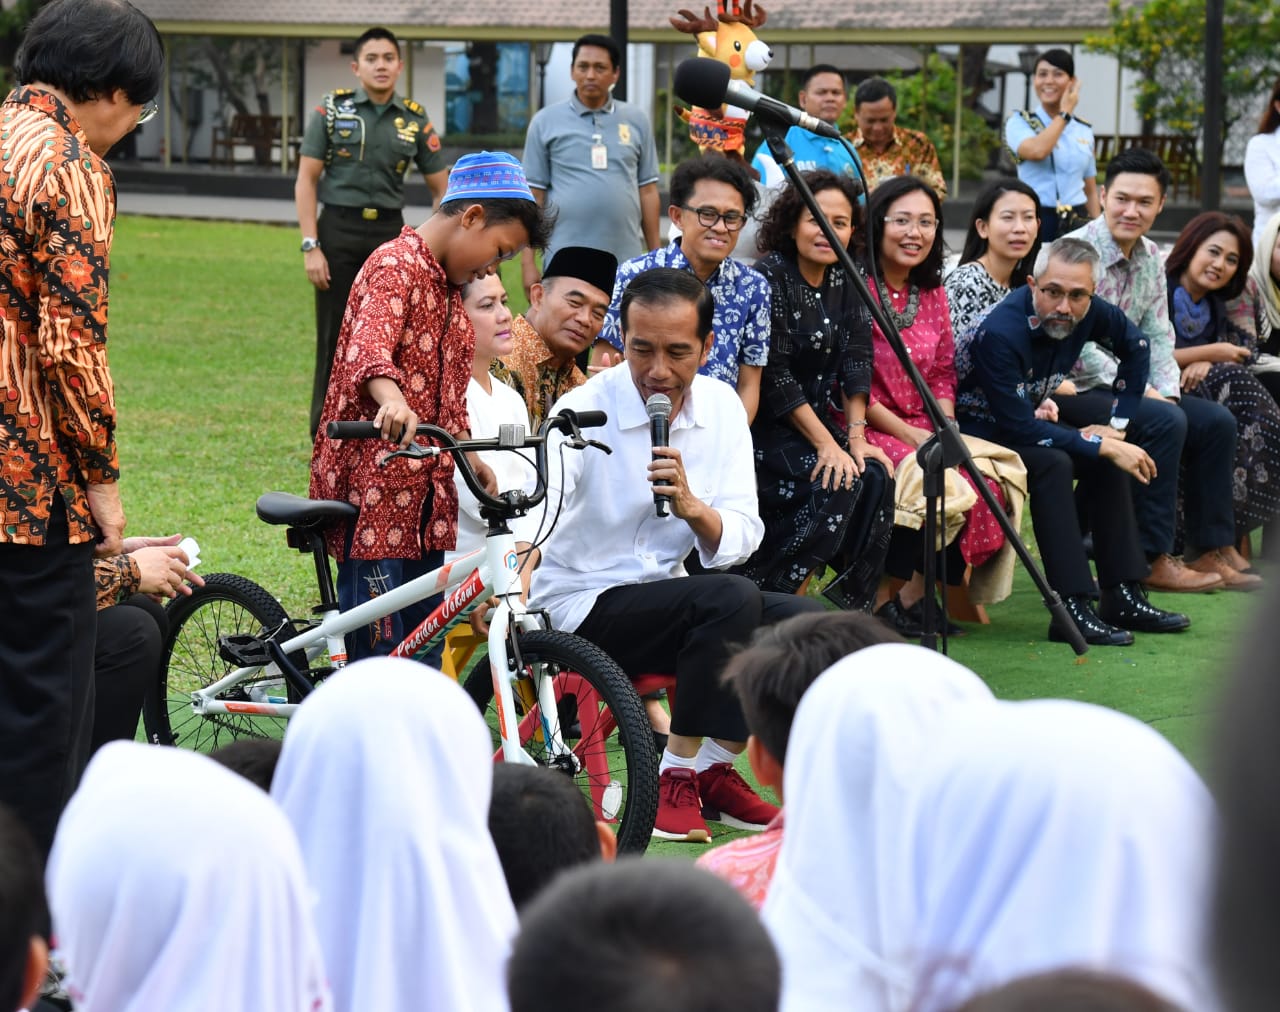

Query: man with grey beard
left=955, top=236, right=1188, bottom=646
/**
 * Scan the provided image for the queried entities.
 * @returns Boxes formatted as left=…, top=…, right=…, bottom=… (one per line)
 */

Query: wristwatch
left=1060, top=112, right=1074, bottom=124
left=300, top=237, right=321, bottom=253
left=1108, top=416, right=1129, bottom=433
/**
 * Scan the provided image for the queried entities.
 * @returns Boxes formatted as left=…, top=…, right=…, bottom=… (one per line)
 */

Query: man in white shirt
left=532, top=267, right=822, bottom=843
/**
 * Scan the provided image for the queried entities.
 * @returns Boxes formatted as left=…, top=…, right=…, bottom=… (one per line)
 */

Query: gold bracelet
left=848, top=430, right=866, bottom=441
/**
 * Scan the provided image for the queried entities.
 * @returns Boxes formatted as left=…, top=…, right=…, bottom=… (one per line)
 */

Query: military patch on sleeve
left=427, top=133, right=441, bottom=152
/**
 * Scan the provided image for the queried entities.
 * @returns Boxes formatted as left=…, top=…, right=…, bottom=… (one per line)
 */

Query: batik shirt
left=944, top=261, right=1011, bottom=383
left=1067, top=215, right=1182, bottom=398
left=491, top=314, right=586, bottom=431
left=597, top=238, right=771, bottom=388
left=0, top=87, right=119, bottom=545
left=849, top=125, right=948, bottom=197
left=310, top=227, right=471, bottom=562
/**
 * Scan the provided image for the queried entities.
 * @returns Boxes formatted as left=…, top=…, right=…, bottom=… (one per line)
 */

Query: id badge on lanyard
left=591, top=132, right=608, bottom=170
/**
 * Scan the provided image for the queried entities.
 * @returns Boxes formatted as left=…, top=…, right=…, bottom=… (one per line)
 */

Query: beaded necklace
left=878, top=279, right=921, bottom=330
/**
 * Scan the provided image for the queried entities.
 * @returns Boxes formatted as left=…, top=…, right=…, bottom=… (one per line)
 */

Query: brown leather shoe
left=1220, top=544, right=1256, bottom=573
left=1144, top=553, right=1223, bottom=593
left=1187, top=550, right=1264, bottom=590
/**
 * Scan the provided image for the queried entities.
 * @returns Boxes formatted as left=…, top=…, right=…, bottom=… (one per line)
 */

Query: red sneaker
left=652, top=768, right=712, bottom=843
left=697, top=762, right=780, bottom=831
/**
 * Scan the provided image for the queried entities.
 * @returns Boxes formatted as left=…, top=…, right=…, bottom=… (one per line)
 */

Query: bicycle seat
left=256, top=492, right=358, bottom=529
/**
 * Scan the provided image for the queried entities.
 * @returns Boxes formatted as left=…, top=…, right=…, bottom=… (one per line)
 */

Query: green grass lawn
left=110, top=215, right=1261, bottom=858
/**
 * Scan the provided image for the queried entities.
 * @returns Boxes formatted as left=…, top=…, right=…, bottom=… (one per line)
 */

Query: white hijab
left=46, top=741, right=332, bottom=1012
left=271, top=657, right=516, bottom=1012
left=762, top=643, right=996, bottom=1012
left=902, top=699, right=1219, bottom=1012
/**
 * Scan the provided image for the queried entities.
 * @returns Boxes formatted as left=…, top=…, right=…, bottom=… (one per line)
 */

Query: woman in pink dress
left=861, top=176, right=1006, bottom=635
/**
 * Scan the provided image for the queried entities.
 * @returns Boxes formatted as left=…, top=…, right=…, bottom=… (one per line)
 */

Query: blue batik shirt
left=598, top=239, right=771, bottom=387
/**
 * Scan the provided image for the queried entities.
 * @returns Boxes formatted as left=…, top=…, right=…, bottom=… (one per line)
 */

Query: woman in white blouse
left=446, top=274, right=539, bottom=567
left=1245, top=77, right=1280, bottom=251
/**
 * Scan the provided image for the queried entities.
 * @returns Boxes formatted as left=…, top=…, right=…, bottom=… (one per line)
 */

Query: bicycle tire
left=463, top=629, right=659, bottom=854
left=143, top=572, right=301, bottom=751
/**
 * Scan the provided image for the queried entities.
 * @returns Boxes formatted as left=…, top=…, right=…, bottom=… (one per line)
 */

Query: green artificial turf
left=108, top=215, right=1261, bottom=860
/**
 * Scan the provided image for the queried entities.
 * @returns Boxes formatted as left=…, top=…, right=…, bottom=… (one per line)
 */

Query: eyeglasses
left=883, top=215, right=938, bottom=233
left=1036, top=284, right=1092, bottom=306
left=137, top=101, right=159, bottom=125
left=684, top=206, right=747, bottom=231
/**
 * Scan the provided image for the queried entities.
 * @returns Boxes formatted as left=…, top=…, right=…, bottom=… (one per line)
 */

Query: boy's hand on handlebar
left=374, top=399, right=418, bottom=448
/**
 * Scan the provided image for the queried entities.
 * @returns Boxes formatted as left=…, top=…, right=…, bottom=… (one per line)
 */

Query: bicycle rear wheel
left=463, top=629, right=659, bottom=854
left=143, top=573, right=301, bottom=751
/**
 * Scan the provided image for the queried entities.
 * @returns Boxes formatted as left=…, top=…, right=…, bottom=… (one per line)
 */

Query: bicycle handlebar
left=324, top=409, right=610, bottom=519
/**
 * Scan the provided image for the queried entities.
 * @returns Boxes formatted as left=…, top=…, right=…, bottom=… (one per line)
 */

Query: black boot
left=1049, top=594, right=1134, bottom=647
left=905, top=594, right=966, bottom=637
left=1098, top=582, right=1190, bottom=633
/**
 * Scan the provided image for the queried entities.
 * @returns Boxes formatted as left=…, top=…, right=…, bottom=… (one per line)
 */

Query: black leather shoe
left=905, top=594, right=966, bottom=637
left=1049, top=595, right=1134, bottom=646
left=1098, top=581, right=1190, bottom=633
left=875, top=595, right=924, bottom=638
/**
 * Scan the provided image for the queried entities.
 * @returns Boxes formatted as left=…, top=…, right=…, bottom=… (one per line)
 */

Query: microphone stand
left=758, top=123, right=1087, bottom=656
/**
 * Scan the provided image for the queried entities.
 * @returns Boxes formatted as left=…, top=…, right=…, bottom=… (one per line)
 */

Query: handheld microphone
left=673, top=58, right=842, bottom=140
left=646, top=393, right=673, bottom=518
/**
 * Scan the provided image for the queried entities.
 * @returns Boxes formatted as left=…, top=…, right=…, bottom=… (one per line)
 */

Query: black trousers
left=92, top=594, right=166, bottom=753
left=311, top=206, right=405, bottom=437
left=575, top=575, right=824, bottom=742
left=1013, top=443, right=1148, bottom=598
left=1057, top=389, right=1236, bottom=554
left=0, top=502, right=95, bottom=858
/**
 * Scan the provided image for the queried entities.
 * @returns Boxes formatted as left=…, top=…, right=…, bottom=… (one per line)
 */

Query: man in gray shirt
left=520, top=34, right=660, bottom=300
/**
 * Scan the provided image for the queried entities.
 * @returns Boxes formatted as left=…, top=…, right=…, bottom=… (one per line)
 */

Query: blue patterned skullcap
left=442, top=151, right=535, bottom=203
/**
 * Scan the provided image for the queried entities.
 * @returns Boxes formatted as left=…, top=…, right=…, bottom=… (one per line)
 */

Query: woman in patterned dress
left=733, top=171, right=894, bottom=610
left=1165, top=211, right=1280, bottom=547
left=944, top=177, right=1043, bottom=346
left=861, top=176, right=1008, bottom=633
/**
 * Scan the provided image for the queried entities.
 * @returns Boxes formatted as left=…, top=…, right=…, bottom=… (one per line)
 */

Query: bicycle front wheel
left=144, top=572, right=301, bottom=751
left=463, top=629, right=659, bottom=854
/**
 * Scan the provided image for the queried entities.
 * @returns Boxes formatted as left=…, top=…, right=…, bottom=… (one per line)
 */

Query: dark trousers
left=575, top=575, right=824, bottom=743
left=92, top=594, right=166, bottom=753
left=1057, top=388, right=1236, bottom=554
left=0, top=502, right=95, bottom=858
left=1013, top=443, right=1148, bottom=598
left=336, top=549, right=446, bottom=670
left=311, top=207, right=405, bottom=437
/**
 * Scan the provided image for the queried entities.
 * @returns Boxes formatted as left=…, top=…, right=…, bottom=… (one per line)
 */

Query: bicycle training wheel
left=463, top=629, right=659, bottom=854
left=143, top=572, right=301, bottom=751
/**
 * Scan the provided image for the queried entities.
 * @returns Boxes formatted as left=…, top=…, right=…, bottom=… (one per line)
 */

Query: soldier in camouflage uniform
left=295, top=26, right=449, bottom=438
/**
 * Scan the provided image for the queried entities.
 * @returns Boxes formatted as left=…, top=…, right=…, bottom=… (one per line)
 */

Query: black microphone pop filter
left=674, top=58, right=731, bottom=109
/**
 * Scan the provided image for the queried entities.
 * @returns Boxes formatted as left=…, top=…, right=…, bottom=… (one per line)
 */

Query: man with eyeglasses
left=0, top=0, right=164, bottom=859
left=593, top=155, right=770, bottom=422
left=957, top=237, right=1190, bottom=646
left=1061, top=148, right=1247, bottom=591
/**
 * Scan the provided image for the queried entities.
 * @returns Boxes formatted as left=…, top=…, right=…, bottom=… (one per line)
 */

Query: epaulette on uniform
left=404, top=98, right=425, bottom=117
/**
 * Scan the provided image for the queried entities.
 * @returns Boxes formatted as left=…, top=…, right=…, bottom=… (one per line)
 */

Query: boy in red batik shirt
left=310, top=151, right=553, bottom=665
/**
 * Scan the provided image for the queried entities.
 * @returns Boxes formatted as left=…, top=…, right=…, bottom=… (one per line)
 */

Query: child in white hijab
left=271, top=657, right=517, bottom=1012
left=761, top=643, right=995, bottom=1011
left=904, top=699, right=1218, bottom=1011
left=46, top=741, right=331, bottom=1012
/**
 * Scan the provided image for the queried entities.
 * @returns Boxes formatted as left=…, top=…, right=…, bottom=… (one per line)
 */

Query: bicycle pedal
left=218, top=633, right=272, bottom=667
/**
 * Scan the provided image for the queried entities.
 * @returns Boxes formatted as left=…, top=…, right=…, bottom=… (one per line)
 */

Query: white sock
left=659, top=749, right=697, bottom=776
left=695, top=738, right=738, bottom=773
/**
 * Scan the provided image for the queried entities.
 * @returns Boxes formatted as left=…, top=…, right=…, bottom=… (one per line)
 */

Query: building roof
left=136, top=0, right=1113, bottom=42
